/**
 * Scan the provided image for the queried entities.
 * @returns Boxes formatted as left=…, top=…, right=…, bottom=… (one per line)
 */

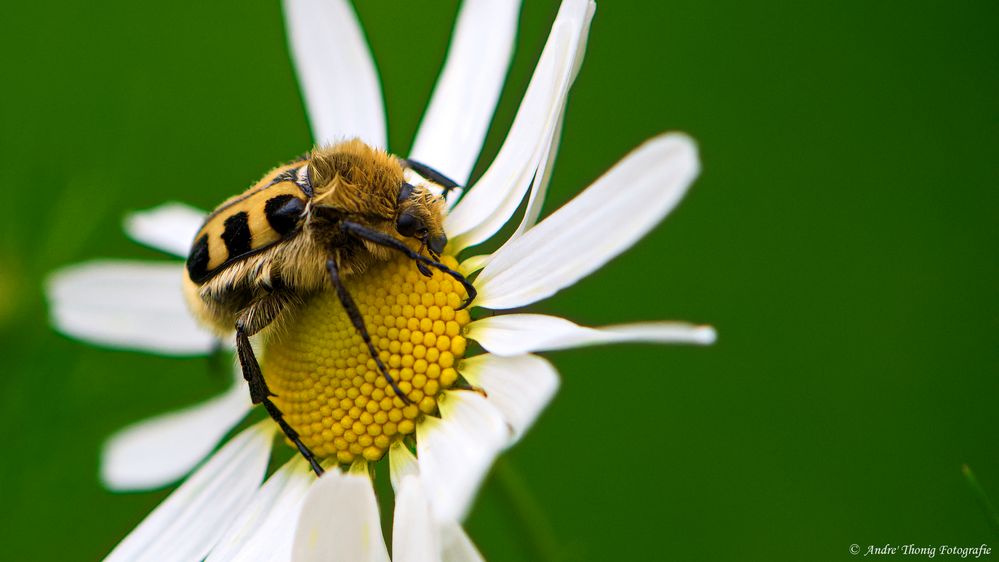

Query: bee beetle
left=183, top=139, right=475, bottom=475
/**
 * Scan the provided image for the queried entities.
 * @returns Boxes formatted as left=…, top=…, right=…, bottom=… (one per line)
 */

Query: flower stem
left=962, top=464, right=999, bottom=536
left=494, top=458, right=564, bottom=561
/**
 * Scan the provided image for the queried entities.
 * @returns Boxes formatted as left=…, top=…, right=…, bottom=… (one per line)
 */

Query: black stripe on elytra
left=221, top=212, right=253, bottom=257
left=186, top=234, right=211, bottom=284
left=265, top=194, right=306, bottom=235
left=187, top=241, right=285, bottom=285
left=269, top=166, right=312, bottom=197
left=271, top=169, right=296, bottom=183
left=203, top=162, right=314, bottom=224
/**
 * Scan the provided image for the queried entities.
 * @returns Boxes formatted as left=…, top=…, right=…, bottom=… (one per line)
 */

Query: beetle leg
left=236, top=305, right=324, bottom=477
left=340, top=220, right=477, bottom=309
left=325, top=258, right=412, bottom=405
left=415, top=239, right=433, bottom=277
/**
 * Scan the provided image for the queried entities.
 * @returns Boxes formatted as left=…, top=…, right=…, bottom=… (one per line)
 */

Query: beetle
left=183, top=138, right=474, bottom=474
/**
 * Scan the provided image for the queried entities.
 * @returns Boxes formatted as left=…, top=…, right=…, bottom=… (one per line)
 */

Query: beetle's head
left=395, top=181, right=447, bottom=257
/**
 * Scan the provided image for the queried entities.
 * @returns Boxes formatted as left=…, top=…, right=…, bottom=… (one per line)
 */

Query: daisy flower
left=46, top=0, right=715, bottom=559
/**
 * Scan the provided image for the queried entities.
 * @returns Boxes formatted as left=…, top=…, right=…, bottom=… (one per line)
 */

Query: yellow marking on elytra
left=201, top=181, right=304, bottom=270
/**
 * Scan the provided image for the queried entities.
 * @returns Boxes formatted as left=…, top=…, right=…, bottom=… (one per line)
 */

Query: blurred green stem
left=962, top=464, right=999, bottom=536
left=495, top=458, right=563, bottom=562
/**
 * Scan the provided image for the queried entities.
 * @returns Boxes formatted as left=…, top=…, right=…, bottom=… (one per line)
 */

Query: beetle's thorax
left=308, top=139, right=405, bottom=217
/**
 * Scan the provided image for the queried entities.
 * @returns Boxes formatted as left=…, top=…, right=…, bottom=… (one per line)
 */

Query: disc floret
left=264, top=255, right=471, bottom=464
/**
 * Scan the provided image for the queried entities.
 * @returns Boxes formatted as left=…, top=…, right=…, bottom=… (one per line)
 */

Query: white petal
left=460, top=353, right=559, bottom=444
left=445, top=0, right=595, bottom=251
left=104, top=423, right=275, bottom=562
left=507, top=0, right=592, bottom=242
left=467, top=313, right=717, bottom=357
left=292, top=471, right=389, bottom=562
left=440, top=524, right=485, bottom=562
left=124, top=202, right=206, bottom=257
left=460, top=110, right=565, bottom=276
left=513, top=108, right=565, bottom=237
left=393, top=475, right=441, bottom=562
left=457, top=254, right=490, bottom=277
left=409, top=0, right=522, bottom=188
left=284, top=0, right=386, bottom=148
left=389, top=441, right=419, bottom=492
left=389, top=445, right=480, bottom=562
left=102, top=370, right=252, bottom=491
left=474, top=133, right=700, bottom=309
left=206, top=457, right=315, bottom=562
left=417, top=391, right=509, bottom=522
left=46, top=260, right=216, bottom=355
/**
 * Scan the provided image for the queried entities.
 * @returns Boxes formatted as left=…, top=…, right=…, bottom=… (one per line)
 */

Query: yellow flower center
left=263, top=254, right=471, bottom=464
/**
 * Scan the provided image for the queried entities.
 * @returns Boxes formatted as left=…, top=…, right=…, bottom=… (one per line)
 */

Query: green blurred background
left=1, top=0, right=997, bottom=560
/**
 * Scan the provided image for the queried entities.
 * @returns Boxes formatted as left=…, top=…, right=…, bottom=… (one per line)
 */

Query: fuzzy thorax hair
left=310, top=139, right=403, bottom=219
